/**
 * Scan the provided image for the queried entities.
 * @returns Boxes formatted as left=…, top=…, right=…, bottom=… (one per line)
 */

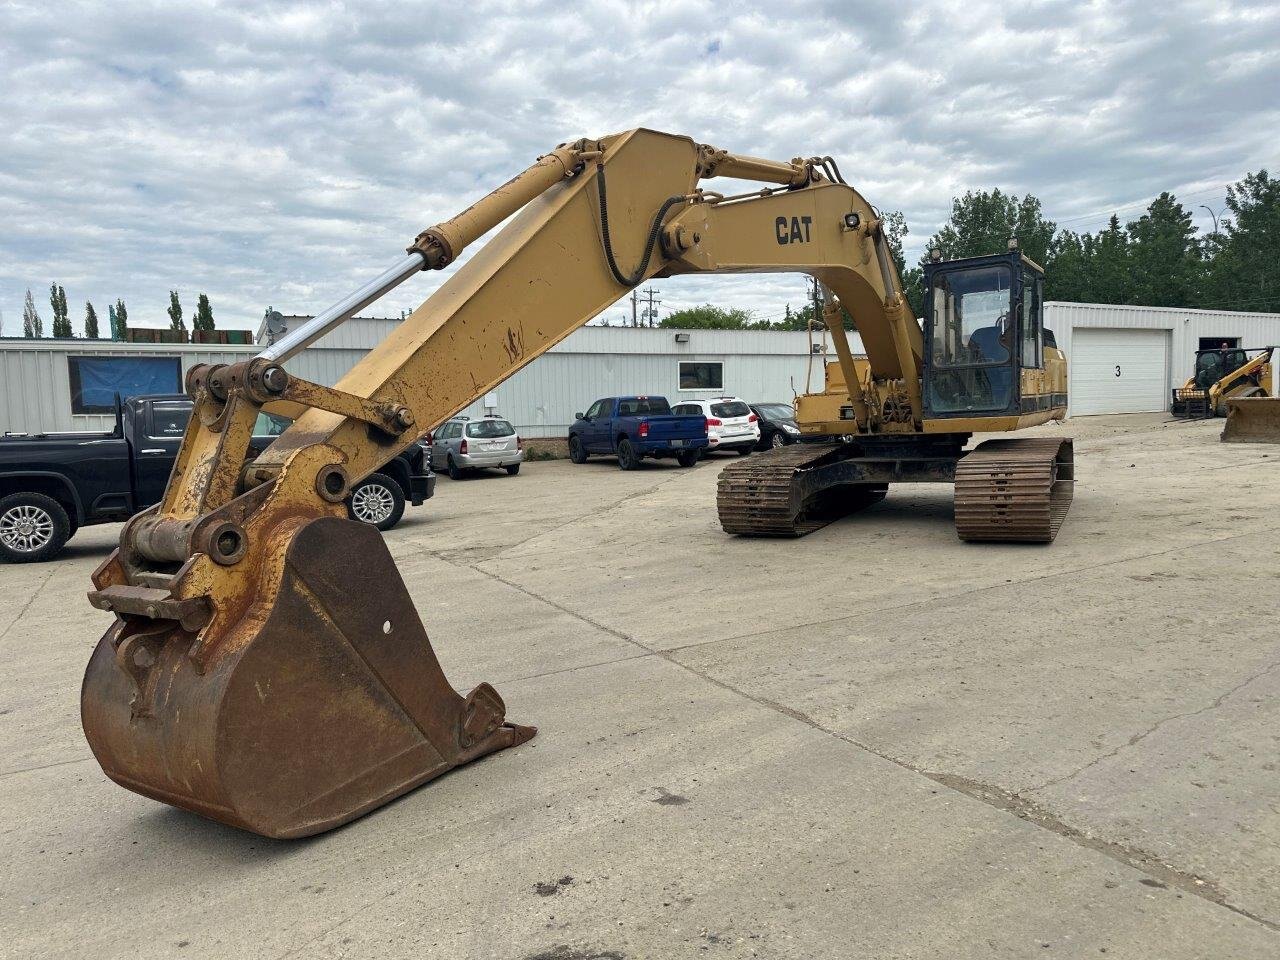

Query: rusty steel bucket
left=82, top=517, right=534, bottom=839
left=1221, top=397, right=1280, bottom=444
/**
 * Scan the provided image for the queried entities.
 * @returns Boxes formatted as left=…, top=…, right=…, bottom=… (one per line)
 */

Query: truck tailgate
left=637, top=415, right=705, bottom=440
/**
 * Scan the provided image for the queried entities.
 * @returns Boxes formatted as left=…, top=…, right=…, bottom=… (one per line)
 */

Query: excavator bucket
left=1221, top=397, right=1280, bottom=444
left=82, top=517, right=534, bottom=839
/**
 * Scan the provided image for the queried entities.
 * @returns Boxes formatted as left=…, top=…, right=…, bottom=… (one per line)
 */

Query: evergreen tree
left=1204, top=169, right=1279, bottom=312
left=1045, top=230, right=1093, bottom=302
left=84, top=301, right=100, bottom=338
left=926, top=189, right=1056, bottom=268
left=167, top=291, right=186, bottom=331
left=115, top=299, right=129, bottom=338
left=194, top=293, right=215, bottom=332
left=1090, top=215, right=1132, bottom=305
left=23, top=289, right=42, bottom=337
left=50, top=283, right=72, bottom=337
left=1124, top=193, right=1201, bottom=307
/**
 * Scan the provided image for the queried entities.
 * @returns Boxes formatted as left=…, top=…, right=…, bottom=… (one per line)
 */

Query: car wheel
left=677, top=449, right=699, bottom=468
left=617, top=438, right=639, bottom=470
left=0, top=492, right=71, bottom=563
left=347, top=473, right=406, bottom=531
left=447, top=456, right=464, bottom=480
left=505, top=463, right=521, bottom=476
left=568, top=434, right=588, bottom=464
left=770, top=432, right=787, bottom=449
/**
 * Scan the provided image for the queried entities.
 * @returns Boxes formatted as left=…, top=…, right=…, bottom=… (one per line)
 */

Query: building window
left=68, top=355, right=182, bottom=414
left=679, top=361, right=723, bottom=390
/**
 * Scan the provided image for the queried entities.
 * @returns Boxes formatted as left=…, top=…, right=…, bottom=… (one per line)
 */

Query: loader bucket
left=1221, top=397, right=1280, bottom=444
left=81, top=516, right=534, bottom=839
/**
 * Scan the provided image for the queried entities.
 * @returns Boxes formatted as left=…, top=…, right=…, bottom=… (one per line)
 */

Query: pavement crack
left=396, top=470, right=1280, bottom=936
left=450, top=556, right=1280, bottom=937
left=0, top=756, right=93, bottom=780
left=0, top=568, right=56, bottom=642
left=671, top=678, right=1280, bottom=936
left=1029, top=655, right=1280, bottom=793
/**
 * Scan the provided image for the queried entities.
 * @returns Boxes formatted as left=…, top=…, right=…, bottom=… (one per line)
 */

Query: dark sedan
left=750, top=402, right=801, bottom=450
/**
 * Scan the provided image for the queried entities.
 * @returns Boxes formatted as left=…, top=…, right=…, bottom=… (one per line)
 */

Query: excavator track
left=953, top=437, right=1074, bottom=543
left=717, top=443, right=885, bottom=536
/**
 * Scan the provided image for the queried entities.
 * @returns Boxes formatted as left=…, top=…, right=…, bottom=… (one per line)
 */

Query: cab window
left=930, top=265, right=1014, bottom=367
left=252, top=411, right=292, bottom=437
left=148, top=401, right=192, bottom=439
left=1020, top=273, right=1043, bottom=369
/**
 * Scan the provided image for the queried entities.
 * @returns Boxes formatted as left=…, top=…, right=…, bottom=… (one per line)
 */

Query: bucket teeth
left=81, top=516, right=534, bottom=839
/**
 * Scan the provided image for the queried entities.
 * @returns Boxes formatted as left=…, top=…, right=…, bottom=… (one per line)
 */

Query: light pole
left=1199, top=204, right=1220, bottom=235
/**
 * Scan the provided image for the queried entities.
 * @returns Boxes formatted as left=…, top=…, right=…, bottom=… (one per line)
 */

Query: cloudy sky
left=1, top=0, right=1277, bottom=336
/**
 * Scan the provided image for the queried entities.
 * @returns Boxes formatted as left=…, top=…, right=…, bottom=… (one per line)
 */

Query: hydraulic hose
left=594, top=163, right=686, bottom=288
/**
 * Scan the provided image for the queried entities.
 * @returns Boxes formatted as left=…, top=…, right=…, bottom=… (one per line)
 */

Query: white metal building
left=0, top=322, right=840, bottom=436
left=1045, top=302, right=1280, bottom=416
left=444, top=327, right=841, bottom=437
left=3, top=303, right=1279, bottom=435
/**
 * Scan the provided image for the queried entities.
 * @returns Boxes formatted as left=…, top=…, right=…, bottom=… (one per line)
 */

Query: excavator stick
left=83, top=517, right=533, bottom=839
left=1221, top=397, right=1280, bottom=443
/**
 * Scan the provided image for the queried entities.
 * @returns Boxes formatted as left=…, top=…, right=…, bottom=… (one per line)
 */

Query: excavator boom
left=82, top=129, right=1072, bottom=838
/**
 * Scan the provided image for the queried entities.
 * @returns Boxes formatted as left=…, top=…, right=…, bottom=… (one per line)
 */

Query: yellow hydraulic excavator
left=82, top=128, right=1074, bottom=839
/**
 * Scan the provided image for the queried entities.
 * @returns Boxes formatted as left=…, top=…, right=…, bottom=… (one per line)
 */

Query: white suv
left=671, top=397, right=760, bottom=455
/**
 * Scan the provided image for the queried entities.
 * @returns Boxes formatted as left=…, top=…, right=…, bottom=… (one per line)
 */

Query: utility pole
left=630, top=289, right=638, bottom=327
left=809, top=276, right=822, bottom=325
left=641, top=287, right=661, bottom=327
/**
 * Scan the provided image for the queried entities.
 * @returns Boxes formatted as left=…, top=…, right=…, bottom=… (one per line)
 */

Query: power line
left=1051, top=184, right=1231, bottom=229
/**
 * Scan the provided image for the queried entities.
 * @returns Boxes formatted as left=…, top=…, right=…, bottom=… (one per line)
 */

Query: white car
left=671, top=397, right=760, bottom=455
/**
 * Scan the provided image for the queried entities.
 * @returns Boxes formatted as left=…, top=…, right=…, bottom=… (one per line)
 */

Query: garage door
left=1070, top=328, right=1170, bottom=415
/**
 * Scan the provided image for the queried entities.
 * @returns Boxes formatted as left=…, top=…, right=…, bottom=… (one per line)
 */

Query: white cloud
left=0, top=0, right=1277, bottom=335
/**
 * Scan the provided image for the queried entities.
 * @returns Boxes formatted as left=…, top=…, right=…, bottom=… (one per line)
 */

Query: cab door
left=582, top=399, right=614, bottom=452
left=133, top=400, right=191, bottom=507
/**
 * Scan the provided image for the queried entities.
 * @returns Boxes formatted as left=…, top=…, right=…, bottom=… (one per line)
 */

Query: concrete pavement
left=2, top=413, right=1278, bottom=958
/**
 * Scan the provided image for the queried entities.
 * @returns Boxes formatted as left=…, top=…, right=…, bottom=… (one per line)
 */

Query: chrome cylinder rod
left=257, top=251, right=426, bottom=364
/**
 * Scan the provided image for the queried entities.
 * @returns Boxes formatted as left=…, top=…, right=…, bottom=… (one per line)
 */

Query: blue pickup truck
left=568, top=396, right=708, bottom=470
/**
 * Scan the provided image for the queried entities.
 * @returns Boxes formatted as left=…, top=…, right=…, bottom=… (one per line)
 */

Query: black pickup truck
left=0, top=395, right=434, bottom=563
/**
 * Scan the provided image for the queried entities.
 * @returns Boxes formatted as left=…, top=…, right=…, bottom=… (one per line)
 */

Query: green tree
left=84, top=301, right=100, bottom=338
left=194, top=293, right=215, bottom=332
left=23, top=289, right=42, bottom=337
left=114, top=299, right=129, bottom=339
left=1204, top=169, right=1279, bottom=312
left=880, top=210, right=923, bottom=317
left=50, top=283, right=72, bottom=337
left=167, top=290, right=186, bottom=331
left=1045, top=230, right=1093, bottom=302
left=1124, top=192, right=1201, bottom=307
left=1089, top=215, right=1132, bottom=305
left=926, top=189, right=1056, bottom=268
left=659, top=305, right=757, bottom=329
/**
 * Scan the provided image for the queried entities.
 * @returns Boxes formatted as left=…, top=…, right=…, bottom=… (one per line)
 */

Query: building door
left=1198, top=336, right=1240, bottom=351
left=1070, top=328, right=1170, bottom=415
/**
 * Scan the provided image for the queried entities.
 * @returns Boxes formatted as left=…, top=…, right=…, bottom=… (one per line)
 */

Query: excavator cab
left=922, top=250, right=1046, bottom=419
